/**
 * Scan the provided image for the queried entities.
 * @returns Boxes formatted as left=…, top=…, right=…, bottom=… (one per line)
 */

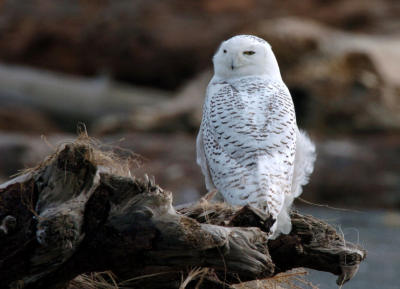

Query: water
left=297, top=207, right=400, bottom=289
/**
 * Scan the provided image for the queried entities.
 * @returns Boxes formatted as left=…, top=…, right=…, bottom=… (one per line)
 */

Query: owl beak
left=231, top=60, right=235, bottom=70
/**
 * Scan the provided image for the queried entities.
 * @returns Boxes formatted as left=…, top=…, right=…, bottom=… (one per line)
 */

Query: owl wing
left=201, top=78, right=297, bottom=233
left=196, top=120, right=216, bottom=191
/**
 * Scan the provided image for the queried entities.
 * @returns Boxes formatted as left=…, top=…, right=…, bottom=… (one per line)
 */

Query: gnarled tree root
left=0, top=143, right=366, bottom=289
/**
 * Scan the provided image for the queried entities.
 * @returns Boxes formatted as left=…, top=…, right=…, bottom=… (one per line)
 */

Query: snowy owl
left=196, top=35, right=316, bottom=239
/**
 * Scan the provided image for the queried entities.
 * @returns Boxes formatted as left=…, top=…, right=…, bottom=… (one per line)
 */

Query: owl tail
left=292, top=129, right=316, bottom=198
left=270, top=129, right=316, bottom=240
left=270, top=207, right=291, bottom=239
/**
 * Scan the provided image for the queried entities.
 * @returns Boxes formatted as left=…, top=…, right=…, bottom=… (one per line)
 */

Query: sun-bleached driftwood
left=0, top=142, right=366, bottom=289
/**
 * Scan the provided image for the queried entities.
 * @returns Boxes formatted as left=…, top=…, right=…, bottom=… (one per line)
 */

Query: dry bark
left=0, top=143, right=366, bottom=289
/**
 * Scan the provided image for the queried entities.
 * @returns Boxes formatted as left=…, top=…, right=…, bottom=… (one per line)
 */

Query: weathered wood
left=179, top=202, right=366, bottom=286
left=0, top=143, right=366, bottom=289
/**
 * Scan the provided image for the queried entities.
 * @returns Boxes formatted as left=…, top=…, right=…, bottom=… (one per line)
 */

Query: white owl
left=196, top=35, right=316, bottom=239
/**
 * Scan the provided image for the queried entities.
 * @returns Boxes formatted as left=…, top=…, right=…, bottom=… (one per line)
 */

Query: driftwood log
left=0, top=142, right=366, bottom=289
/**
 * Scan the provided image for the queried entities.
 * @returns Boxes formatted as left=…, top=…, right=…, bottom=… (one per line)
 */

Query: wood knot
left=0, top=215, right=17, bottom=235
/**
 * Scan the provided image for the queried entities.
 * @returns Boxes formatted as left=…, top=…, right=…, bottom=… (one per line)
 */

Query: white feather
left=270, top=130, right=316, bottom=239
left=292, top=129, right=316, bottom=198
left=196, top=35, right=316, bottom=239
left=196, top=124, right=216, bottom=191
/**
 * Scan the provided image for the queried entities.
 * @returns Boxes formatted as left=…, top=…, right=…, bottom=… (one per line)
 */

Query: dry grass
left=232, top=269, right=319, bottom=289
left=179, top=267, right=209, bottom=289
left=69, top=271, right=119, bottom=289
left=11, top=125, right=143, bottom=221
left=68, top=268, right=318, bottom=289
left=15, top=124, right=142, bottom=179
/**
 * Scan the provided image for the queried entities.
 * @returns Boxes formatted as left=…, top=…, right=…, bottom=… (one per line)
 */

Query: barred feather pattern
left=197, top=34, right=316, bottom=239
left=197, top=76, right=299, bottom=237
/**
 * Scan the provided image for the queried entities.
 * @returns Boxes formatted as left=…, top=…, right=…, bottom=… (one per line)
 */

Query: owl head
left=213, top=35, right=281, bottom=80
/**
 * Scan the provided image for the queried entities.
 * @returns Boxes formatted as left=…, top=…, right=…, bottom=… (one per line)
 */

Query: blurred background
left=0, top=1, right=399, bottom=288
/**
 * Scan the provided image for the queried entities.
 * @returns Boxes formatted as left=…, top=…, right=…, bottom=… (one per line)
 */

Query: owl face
left=213, top=35, right=281, bottom=80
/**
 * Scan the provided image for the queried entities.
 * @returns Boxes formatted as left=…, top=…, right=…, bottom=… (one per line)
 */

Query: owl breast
left=201, top=76, right=296, bottom=217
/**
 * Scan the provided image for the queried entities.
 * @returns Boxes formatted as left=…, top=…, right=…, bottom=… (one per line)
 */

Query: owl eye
left=223, top=49, right=227, bottom=53
left=243, top=51, right=255, bottom=55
